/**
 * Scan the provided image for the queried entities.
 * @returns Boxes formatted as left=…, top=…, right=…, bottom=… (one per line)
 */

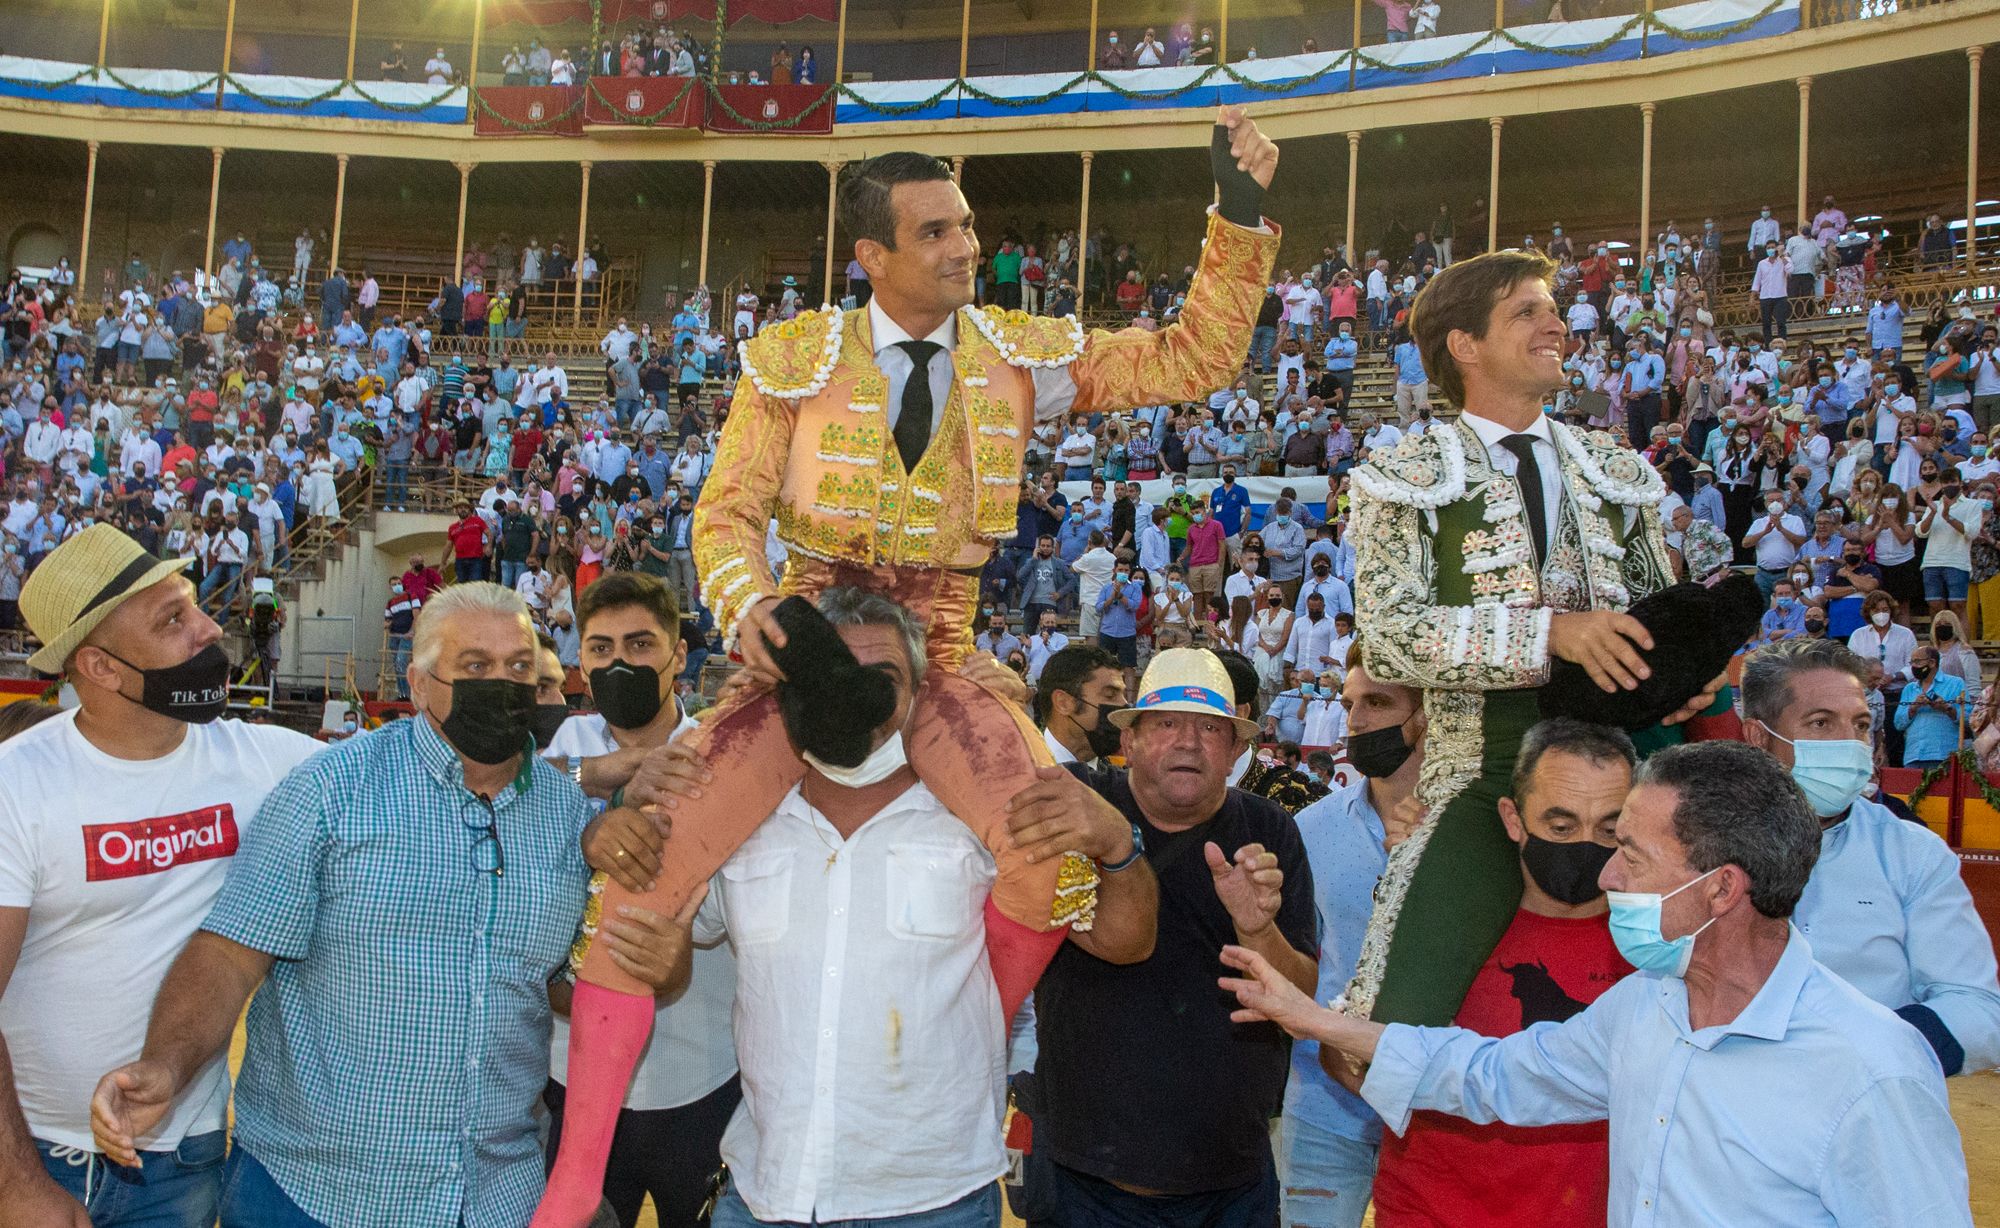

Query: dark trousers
left=1627, top=391, right=1662, bottom=446
left=1030, top=1158, right=1278, bottom=1228
left=545, top=1074, right=742, bottom=1228
left=1760, top=296, right=1790, bottom=341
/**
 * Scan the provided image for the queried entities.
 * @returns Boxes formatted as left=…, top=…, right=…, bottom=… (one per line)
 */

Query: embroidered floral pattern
left=966, top=306, right=1086, bottom=369
left=739, top=306, right=845, bottom=399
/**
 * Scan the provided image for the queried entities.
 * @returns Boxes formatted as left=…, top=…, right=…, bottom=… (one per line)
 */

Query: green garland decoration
left=1214, top=56, right=1348, bottom=93
left=221, top=74, right=349, bottom=109
left=345, top=80, right=465, bottom=112
left=1492, top=15, right=1645, bottom=56
left=704, top=79, right=837, bottom=130
left=0, top=63, right=99, bottom=91
left=1904, top=746, right=2000, bottom=810
left=835, top=80, right=959, bottom=116
left=1645, top=0, right=1792, bottom=41
left=956, top=73, right=1087, bottom=107
left=101, top=67, right=218, bottom=98
left=472, top=85, right=587, bottom=131
left=1351, top=35, right=1489, bottom=74
left=585, top=72, right=699, bottom=124
left=1086, top=65, right=1221, bottom=101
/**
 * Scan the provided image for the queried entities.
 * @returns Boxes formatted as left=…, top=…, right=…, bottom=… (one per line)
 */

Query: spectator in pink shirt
left=1184, top=503, right=1229, bottom=619
left=1375, top=0, right=1414, bottom=41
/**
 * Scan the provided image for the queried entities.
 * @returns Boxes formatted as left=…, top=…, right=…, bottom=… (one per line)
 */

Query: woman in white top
left=1865, top=482, right=1920, bottom=616
left=549, top=50, right=576, bottom=85
left=1249, top=589, right=1293, bottom=703
left=305, top=446, right=343, bottom=523
left=1847, top=590, right=1918, bottom=688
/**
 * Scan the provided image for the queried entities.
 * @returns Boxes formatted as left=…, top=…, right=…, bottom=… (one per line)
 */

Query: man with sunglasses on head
left=89, top=583, right=691, bottom=1228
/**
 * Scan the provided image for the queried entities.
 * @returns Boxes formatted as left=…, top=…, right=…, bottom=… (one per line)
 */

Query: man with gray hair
left=615, top=588, right=1158, bottom=1228
left=1740, top=637, right=2000, bottom=1076
left=90, top=583, right=694, bottom=1228
left=1223, top=740, right=1973, bottom=1228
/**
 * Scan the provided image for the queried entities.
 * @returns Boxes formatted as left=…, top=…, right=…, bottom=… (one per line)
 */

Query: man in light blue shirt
left=1226, top=740, right=1972, bottom=1228
left=1893, top=646, right=1969, bottom=767
left=1753, top=578, right=1807, bottom=646
left=89, top=585, right=688, bottom=1228
left=1623, top=335, right=1667, bottom=445
left=1323, top=325, right=1358, bottom=406
left=1741, top=638, right=2000, bottom=1076
left=1689, top=465, right=1726, bottom=528
left=1279, top=659, right=1423, bottom=1228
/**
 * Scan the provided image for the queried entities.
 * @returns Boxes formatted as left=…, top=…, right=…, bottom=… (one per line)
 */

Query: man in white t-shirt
left=1565, top=296, right=1600, bottom=344
left=0, top=527, right=319, bottom=1227
left=1025, top=612, right=1071, bottom=685
left=536, top=572, right=740, bottom=1228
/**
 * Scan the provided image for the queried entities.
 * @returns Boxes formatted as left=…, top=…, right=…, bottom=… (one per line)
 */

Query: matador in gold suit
left=533, top=126, right=1279, bottom=1228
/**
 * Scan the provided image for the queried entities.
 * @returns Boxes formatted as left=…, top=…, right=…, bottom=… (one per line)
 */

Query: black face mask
left=1346, top=720, right=1414, bottom=779
left=1519, top=833, right=1615, bottom=906
left=105, top=643, right=230, bottom=724
left=589, top=660, right=666, bottom=731
left=529, top=702, right=570, bottom=747
left=428, top=674, right=535, bottom=765
left=1070, top=696, right=1125, bottom=762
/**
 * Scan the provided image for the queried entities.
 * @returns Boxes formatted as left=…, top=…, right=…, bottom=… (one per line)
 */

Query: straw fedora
left=1106, top=647, right=1260, bottom=740
left=20, top=525, right=194, bottom=674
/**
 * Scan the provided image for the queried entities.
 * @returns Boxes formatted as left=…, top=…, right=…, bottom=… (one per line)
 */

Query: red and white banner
left=83, top=805, right=240, bottom=882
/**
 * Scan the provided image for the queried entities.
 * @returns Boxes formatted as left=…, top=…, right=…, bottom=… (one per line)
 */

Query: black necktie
left=1501, top=433, right=1548, bottom=567
left=894, top=340, right=941, bottom=473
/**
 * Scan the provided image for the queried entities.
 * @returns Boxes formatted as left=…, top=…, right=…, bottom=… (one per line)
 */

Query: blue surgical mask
left=1606, top=867, right=1722, bottom=977
left=1299, top=683, right=1316, bottom=697
left=1759, top=722, right=1873, bottom=818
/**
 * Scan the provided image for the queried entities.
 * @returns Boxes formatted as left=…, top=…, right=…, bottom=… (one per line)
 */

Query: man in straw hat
left=1019, top=646, right=1318, bottom=1225
left=0, top=525, right=320, bottom=1227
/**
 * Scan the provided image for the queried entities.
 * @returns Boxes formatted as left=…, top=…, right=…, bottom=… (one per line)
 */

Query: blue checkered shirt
left=202, top=714, right=592, bottom=1228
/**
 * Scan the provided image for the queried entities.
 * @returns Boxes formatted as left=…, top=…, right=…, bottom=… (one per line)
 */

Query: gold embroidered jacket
left=693, top=210, right=1280, bottom=644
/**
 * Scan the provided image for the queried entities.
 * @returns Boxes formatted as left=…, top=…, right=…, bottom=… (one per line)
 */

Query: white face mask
left=802, top=729, right=908, bottom=788
left=1872, top=610, right=1892, bottom=628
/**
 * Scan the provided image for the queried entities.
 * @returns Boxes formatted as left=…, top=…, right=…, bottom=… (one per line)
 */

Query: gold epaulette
left=964, top=305, right=1086, bottom=370
left=738, top=306, right=845, bottom=400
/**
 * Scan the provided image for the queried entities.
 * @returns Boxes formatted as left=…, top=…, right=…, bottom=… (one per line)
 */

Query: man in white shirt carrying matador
left=532, top=108, right=1282, bottom=1228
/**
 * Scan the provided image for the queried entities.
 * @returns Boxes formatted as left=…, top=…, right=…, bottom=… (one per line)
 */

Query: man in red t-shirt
left=507, top=412, right=544, bottom=483
left=1368, top=718, right=1636, bottom=1228
left=445, top=500, right=490, bottom=583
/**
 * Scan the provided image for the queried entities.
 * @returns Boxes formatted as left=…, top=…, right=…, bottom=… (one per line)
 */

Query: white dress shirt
left=1283, top=610, right=1340, bottom=673
left=1461, top=411, right=1563, bottom=561
left=1302, top=697, right=1347, bottom=748
left=1043, top=726, right=1077, bottom=765
left=1024, top=629, right=1070, bottom=684
left=867, top=299, right=1077, bottom=432
left=543, top=709, right=741, bottom=1110
left=694, top=781, right=1005, bottom=1222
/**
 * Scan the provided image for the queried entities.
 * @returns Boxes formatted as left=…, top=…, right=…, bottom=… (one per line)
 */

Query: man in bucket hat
left=0, top=525, right=319, bottom=1228
left=1019, top=647, right=1318, bottom=1225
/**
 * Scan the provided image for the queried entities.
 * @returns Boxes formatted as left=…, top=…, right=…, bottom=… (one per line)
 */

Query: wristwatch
left=566, top=755, right=584, bottom=788
left=1101, top=821, right=1146, bottom=874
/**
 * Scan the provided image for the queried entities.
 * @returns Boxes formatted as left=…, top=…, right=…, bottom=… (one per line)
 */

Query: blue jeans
left=388, top=633, right=413, bottom=697
left=198, top=563, right=243, bottom=607
left=37, top=1130, right=226, bottom=1228
left=500, top=559, right=526, bottom=589
left=1279, top=1114, right=1378, bottom=1228
left=615, top=397, right=642, bottom=425
left=382, top=460, right=408, bottom=507
left=1251, top=325, right=1277, bottom=372
left=712, top=1180, right=999, bottom=1228
left=218, top=1147, right=327, bottom=1228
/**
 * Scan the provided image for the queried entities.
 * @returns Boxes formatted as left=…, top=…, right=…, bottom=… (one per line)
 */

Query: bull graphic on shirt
left=1502, top=958, right=1588, bottom=1027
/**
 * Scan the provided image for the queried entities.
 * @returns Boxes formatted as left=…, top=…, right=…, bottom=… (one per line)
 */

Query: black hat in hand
left=1539, top=574, right=1765, bottom=731
left=767, top=595, right=898, bottom=768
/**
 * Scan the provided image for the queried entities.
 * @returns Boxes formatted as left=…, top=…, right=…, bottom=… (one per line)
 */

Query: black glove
left=1211, top=124, right=1265, bottom=230
left=767, top=596, right=898, bottom=768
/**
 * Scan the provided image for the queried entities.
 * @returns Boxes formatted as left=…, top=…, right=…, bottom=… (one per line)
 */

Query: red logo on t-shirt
left=82, top=806, right=239, bottom=881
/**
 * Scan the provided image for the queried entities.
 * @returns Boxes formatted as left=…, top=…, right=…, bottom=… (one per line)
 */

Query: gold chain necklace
left=800, top=776, right=842, bottom=872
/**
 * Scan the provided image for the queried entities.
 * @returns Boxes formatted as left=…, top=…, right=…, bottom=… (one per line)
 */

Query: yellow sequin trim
left=1052, top=852, right=1099, bottom=931
left=566, top=872, right=607, bottom=980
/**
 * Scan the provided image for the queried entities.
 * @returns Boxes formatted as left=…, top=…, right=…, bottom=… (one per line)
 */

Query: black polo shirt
left=1036, top=766, right=1317, bottom=1195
